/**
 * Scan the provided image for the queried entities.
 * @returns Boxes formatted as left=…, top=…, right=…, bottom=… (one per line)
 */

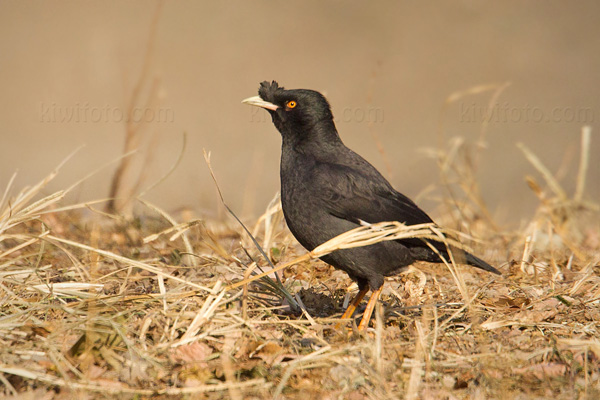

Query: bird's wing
left=309, top=160, right=501, bottom=275
left=312, top=162, right=434, bottom=226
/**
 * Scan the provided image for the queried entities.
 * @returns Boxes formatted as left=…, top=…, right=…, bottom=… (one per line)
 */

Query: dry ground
left=1, top=135, right=599, bottom=399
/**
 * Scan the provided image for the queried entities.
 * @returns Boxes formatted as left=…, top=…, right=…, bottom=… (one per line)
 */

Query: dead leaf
left=170, top=342, right=213, bottom=364
left=249, top=341, right=285, bottom=365
left=513, top=363, right=567, bottom=380
left=494, top=295, right=530, bottom=308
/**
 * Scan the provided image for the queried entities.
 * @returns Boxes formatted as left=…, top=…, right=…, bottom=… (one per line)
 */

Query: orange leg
left=336, top=286, right=369, bottom=328
left=357, top=286, right=383, bottom=331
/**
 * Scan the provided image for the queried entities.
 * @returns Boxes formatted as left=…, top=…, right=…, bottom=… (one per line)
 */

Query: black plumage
left=243, top=81, right=500, bottom=330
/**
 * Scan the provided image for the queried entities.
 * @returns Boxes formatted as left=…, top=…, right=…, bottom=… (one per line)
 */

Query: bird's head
left=242, top=81, right=337, bottom=143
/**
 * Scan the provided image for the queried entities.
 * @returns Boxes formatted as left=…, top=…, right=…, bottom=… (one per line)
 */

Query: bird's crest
left=259, top=80, right=285, bottom=103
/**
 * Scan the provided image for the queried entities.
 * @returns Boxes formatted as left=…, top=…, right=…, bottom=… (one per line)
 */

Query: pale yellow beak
left=241, top=95, right=279, bottom=111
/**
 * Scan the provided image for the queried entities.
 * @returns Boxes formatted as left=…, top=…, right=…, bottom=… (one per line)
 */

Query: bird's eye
left=286, top=100, right=297, bottom=109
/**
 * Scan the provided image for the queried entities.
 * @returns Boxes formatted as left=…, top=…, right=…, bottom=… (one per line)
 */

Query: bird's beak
left=241, top=96, right=279, bottom=111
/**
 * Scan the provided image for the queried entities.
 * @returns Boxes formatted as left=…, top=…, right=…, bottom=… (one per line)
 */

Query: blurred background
left=1, top=1, right=598, bottom=224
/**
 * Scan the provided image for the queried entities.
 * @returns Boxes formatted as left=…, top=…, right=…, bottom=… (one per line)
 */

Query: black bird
left=243, top=81, right=500, bottom=330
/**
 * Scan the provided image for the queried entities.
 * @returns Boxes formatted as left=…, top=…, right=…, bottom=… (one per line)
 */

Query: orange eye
left=286, top=100, right=297, bottom=109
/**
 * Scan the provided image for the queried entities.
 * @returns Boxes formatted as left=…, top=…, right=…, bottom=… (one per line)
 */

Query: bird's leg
left=357, top=285, right=383, bottom=331
left=336, top=286, right=369, bottom=328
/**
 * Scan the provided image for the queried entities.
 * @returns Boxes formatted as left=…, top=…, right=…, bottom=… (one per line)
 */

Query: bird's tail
left=465, top=252, right=501, bottom=275
left=406, top=238, right=501, bottom=275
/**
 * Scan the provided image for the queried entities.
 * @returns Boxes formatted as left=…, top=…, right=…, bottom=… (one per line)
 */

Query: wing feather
left=312, top=162, right=433, bottom=226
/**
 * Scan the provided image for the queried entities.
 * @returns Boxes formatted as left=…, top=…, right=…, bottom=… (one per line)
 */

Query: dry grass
left=1, top=128, right=599, bottom=399
left=107, top=1, right=165, bottom=216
